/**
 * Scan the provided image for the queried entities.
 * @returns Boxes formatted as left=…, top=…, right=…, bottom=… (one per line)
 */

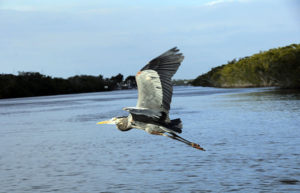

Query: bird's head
left=97, top=116, right=132, bottom=131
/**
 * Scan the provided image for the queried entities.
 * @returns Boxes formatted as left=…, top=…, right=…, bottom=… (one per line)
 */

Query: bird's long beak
left=97, top=119, right=113, bottom=124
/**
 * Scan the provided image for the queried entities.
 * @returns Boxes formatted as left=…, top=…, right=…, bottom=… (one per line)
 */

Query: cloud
left=205, top=0, right=250, bottom=6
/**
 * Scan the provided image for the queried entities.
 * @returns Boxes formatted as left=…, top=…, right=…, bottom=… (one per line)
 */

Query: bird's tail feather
left=168, top=118, right=182, bottom=133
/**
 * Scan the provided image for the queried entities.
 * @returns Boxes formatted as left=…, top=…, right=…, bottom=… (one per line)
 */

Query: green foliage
left=191, top=43, right=300, bottom=88
left=0, top=72, right=136, bottom=99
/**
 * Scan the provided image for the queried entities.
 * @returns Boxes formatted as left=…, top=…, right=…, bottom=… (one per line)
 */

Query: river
left=0, top=86, right=299, bottom=192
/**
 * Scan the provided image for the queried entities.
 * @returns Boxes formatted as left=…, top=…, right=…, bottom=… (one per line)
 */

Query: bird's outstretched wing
left=135, top=47, right=184, bottom=112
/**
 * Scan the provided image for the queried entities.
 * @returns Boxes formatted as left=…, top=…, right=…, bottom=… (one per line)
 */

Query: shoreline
left=2, top=85, right=299, bottom=101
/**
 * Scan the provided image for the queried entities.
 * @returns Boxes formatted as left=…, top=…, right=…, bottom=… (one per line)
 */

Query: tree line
left=0, top=72, right=136, bottom=99
left=2, top=43, right=298, bottom=99
left=191, top=43, right=300, bottom=88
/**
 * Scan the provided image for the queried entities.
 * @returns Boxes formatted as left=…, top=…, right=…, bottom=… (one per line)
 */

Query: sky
left=0, top=0, right=299, bottom=79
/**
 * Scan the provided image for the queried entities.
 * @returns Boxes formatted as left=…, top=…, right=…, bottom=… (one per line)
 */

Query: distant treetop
left=191, top=43, right=300, bottom=88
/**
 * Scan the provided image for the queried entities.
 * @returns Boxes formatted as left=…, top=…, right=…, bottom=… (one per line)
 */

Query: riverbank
left=0, top=72, right=136, bottom=99
left=191, top=43, right=300, bottom=89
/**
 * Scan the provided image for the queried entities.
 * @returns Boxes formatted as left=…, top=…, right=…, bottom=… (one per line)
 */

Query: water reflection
left=230, top=88, right=300, bottom=101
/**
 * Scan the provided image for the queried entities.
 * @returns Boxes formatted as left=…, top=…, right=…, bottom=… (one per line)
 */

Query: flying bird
left=97, top=47, right=205, bottom=151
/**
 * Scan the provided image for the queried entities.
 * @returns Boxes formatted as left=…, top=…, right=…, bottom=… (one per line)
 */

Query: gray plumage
left=97, top=47, right=205, bottom=150
left=137, top=47, right=184, bottom=112
left=127, top=47, right=184, bottom=133
left=115, top=116, right=132, bottom=131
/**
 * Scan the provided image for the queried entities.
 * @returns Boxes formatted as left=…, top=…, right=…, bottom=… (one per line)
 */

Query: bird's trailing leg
left=161, top=133, right=205, bottom=151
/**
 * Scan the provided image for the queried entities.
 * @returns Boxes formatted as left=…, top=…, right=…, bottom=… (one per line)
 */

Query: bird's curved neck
left=116, top=116, right=132, bottom=131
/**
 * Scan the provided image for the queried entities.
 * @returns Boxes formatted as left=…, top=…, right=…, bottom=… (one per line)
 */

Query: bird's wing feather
left=123, top=107, right=182, bottom=134
left=123, top=107, right=167, bottom=124
left=136, top=70, right=163, bottom=110
left=136, top=47, right=184, bottom=111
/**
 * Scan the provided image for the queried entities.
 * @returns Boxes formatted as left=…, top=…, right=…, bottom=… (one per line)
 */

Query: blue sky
left=1, top=0, right=299, bottom=79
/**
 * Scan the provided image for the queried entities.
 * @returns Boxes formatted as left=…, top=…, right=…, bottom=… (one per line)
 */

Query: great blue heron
left=97, top=47, right=205, bottom=151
